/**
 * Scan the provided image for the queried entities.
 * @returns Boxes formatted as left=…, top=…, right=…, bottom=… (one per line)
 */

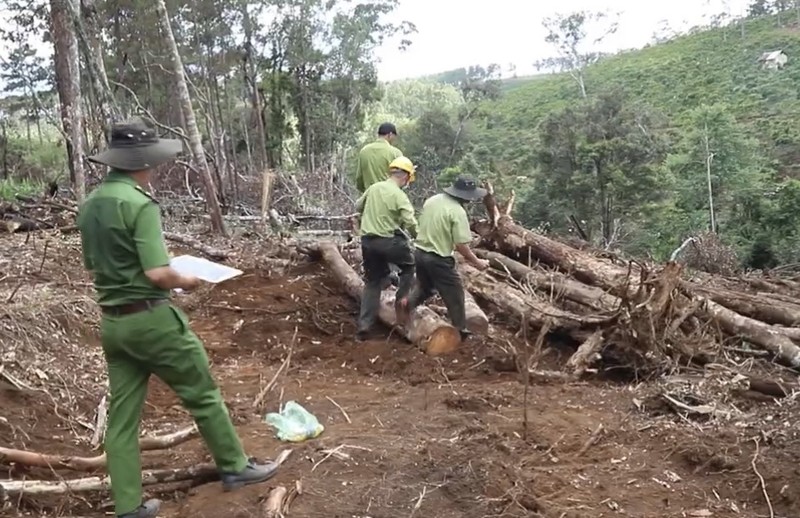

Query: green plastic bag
left=264, top=401, right=324, bottom=442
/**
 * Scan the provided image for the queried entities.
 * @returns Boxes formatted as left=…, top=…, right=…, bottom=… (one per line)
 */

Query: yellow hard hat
left=389, top=156, right=416, bottom=184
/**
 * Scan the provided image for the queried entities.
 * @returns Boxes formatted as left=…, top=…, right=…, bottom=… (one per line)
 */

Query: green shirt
left=356, top=179, right=418, bottom=238
left=76, top=171, right=171, bottom=306
left=355, top=139, right=403, bottom=193
left=414, top=193, right=472, bottom=257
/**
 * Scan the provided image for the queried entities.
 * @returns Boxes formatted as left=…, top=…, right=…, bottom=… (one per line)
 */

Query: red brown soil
left=4, top=260, right=800, bottom=518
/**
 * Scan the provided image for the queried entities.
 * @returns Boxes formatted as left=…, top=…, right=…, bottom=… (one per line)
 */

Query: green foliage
left=425, top=11, right=800, bottom=267
left=0, top=177, right=46, bottom=200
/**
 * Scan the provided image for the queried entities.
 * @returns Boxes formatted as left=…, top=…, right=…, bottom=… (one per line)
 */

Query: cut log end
left=424, top=327, right=462, bottom=356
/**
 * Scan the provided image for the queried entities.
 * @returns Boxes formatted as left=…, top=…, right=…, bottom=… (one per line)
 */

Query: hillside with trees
left=398, top=7, right=800, bottom=268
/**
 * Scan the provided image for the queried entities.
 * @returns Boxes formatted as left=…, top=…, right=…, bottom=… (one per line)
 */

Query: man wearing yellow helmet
left=355, top=122, right=403, bottom=193
left=354, top=156, right=418, bottom=341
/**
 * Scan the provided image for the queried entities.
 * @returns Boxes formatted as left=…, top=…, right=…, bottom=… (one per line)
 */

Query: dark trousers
left=407, top=248, right=467, bottom=331
left=358, top=234, right=415, bottom=332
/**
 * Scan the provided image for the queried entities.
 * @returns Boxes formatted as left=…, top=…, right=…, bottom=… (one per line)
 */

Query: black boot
left=118, top=499, right=160, bottom=518
left=221, top=459, right=279, bottom=492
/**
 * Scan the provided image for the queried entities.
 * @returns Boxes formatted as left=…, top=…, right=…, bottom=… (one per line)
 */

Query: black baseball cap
left=378, top=122, right=398, bottom=136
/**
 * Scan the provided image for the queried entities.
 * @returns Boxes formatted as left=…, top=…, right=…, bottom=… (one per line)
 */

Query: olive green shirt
left=414, top=193, right=472, bottom=258
left=76, top=171, right=171, bottom=306
left=355, top=139, right=403, bottom=193
left=356, top=179, right=418, bottom=238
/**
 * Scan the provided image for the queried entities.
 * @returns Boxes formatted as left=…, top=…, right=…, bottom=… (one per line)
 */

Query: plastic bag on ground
left=264, top=401, right=324, bottom=442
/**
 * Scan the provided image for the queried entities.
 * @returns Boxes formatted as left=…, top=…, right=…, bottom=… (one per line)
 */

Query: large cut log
left=347, top=247, right=489, bottom=334
left=458, top=261, right=612, bottom=332
left=701, top=300, right=800, bottom=367
left=474, top=215, right=636, bottom=293
left=687, top=283, right=800, bottom=327
left=312, top=241, right=461, bottom=355
left=475, top=249, right=620, bottom=312
left=0, top=425, right=199, bottom=472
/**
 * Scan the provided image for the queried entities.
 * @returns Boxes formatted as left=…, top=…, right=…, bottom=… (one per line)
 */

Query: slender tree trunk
left=155, top=0, right=226, bottom=235
left=74, top=0, right=119, bottom=145
left=703, top=122, right=716, bottom=234
left=50, top=0, right=86, bottom=202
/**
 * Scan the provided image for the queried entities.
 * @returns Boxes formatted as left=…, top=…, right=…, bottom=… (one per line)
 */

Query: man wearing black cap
left=398, top=176, right=490, bottom=339
left=76, top=118, right=278, bottom=518
left=355, top=122, right=402, bottom=193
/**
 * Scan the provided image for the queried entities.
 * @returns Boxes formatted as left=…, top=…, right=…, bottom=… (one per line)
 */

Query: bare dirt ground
left=2, top=232, right=800, bottom=518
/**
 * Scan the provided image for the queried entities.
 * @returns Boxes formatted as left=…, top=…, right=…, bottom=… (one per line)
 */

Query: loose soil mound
left=1, top=236, right=799, bottom=518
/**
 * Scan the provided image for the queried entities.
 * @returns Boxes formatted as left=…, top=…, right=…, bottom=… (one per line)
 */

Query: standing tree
left=154, top=0, right=226, bottom=235
left=523, top=92, right=667, bottom=248
left=665, top=104, right=765, bottom=239
left=50, top=0, right=86, bottom=201
left=535, top=10, right=619, bottom=98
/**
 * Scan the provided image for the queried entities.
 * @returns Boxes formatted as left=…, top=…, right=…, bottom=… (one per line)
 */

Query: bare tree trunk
left=50, top=0, right=86, bottom=202
left=74, top=0, right=119, bottom=145
left=154, top=0, right=226, bottom=235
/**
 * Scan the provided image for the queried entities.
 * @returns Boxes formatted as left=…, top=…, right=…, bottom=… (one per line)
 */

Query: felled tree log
left=475, top=249, right=620, bottom=312
left=311, top=241, right=461, bottom=355
left=701, top=300, right=800, bottom=367
left=163, top=231, right=229, bottom=260
left=474, top=214, right=636, bottom=293
left=0, top=463, right=218, bottom=497
left=348, top=247, right=489, bottom=335
left=458, top=262, right=612, bottom=333
left=0, top=425, right=199, bottom=472
left=688, top=283, right=800, bottom=327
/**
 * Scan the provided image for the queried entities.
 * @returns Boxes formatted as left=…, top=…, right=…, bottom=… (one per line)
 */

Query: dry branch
left=0, top=425, right=199, bottom=472
left=475, top=249, right=620, bottom=312
left=0, top=463, right=217, bottom=497
left=459, top=261, right=612, bottom=333
left=163, top=231, right=229, bottom=260
left=263, top=486, right=288, bottom=517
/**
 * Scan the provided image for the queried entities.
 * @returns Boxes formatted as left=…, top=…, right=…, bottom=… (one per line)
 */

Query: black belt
left=101, top=299, right=168, bottom=316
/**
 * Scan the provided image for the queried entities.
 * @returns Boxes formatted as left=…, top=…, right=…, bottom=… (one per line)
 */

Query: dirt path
left=2, top=261, right=796, bottom=517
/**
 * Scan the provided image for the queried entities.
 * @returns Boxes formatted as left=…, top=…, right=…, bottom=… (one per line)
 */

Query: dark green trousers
left=407, top=248, right=467, bottom=331
left=358, top=233, right=415, bottom=333
left=100, top=302, right=248, bottom=515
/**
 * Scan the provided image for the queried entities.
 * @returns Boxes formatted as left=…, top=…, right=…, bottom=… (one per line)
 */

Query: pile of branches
left=301, top=185, right=800, bottom=378
left=0, top=195, right=77, bottom=233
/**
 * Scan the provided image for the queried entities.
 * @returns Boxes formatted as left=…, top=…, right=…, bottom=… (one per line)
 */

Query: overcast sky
left=0, top=0, right=751, bottom=86
left=374, top=0, right=751, bottom=80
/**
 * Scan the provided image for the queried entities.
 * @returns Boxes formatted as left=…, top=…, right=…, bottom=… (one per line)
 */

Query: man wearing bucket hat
left=354, top=156, right=418, bottom=341
left=398, top=176, right=490, bottom=339
left=76, top=118, right=277, bottom=518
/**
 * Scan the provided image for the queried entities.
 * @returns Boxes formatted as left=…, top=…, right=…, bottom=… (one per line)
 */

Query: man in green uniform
left=355, top=122, right=402, bottom=193
left=398, top=176, right=490, bottom=339
left=355, top=156, right=418, bottom=340
left=354, top=122, right=404, bottom=288
left=77, top=119, right=277, bottom=518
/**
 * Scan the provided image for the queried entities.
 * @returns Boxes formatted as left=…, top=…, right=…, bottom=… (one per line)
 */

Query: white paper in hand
left=170, top=254, right=243, bottom=284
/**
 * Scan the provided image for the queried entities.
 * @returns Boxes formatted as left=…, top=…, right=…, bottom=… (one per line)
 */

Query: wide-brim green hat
left=444, top=176, right=488, bottom=202
left=88, top=118, right=183, bottom=171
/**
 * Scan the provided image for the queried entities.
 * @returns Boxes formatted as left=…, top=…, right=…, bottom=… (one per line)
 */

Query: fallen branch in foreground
left=163, top=231, right=229, bottom=260
left=0, top=425, right=199, bottom=472
left=0, top=463, right=217, bottom=497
